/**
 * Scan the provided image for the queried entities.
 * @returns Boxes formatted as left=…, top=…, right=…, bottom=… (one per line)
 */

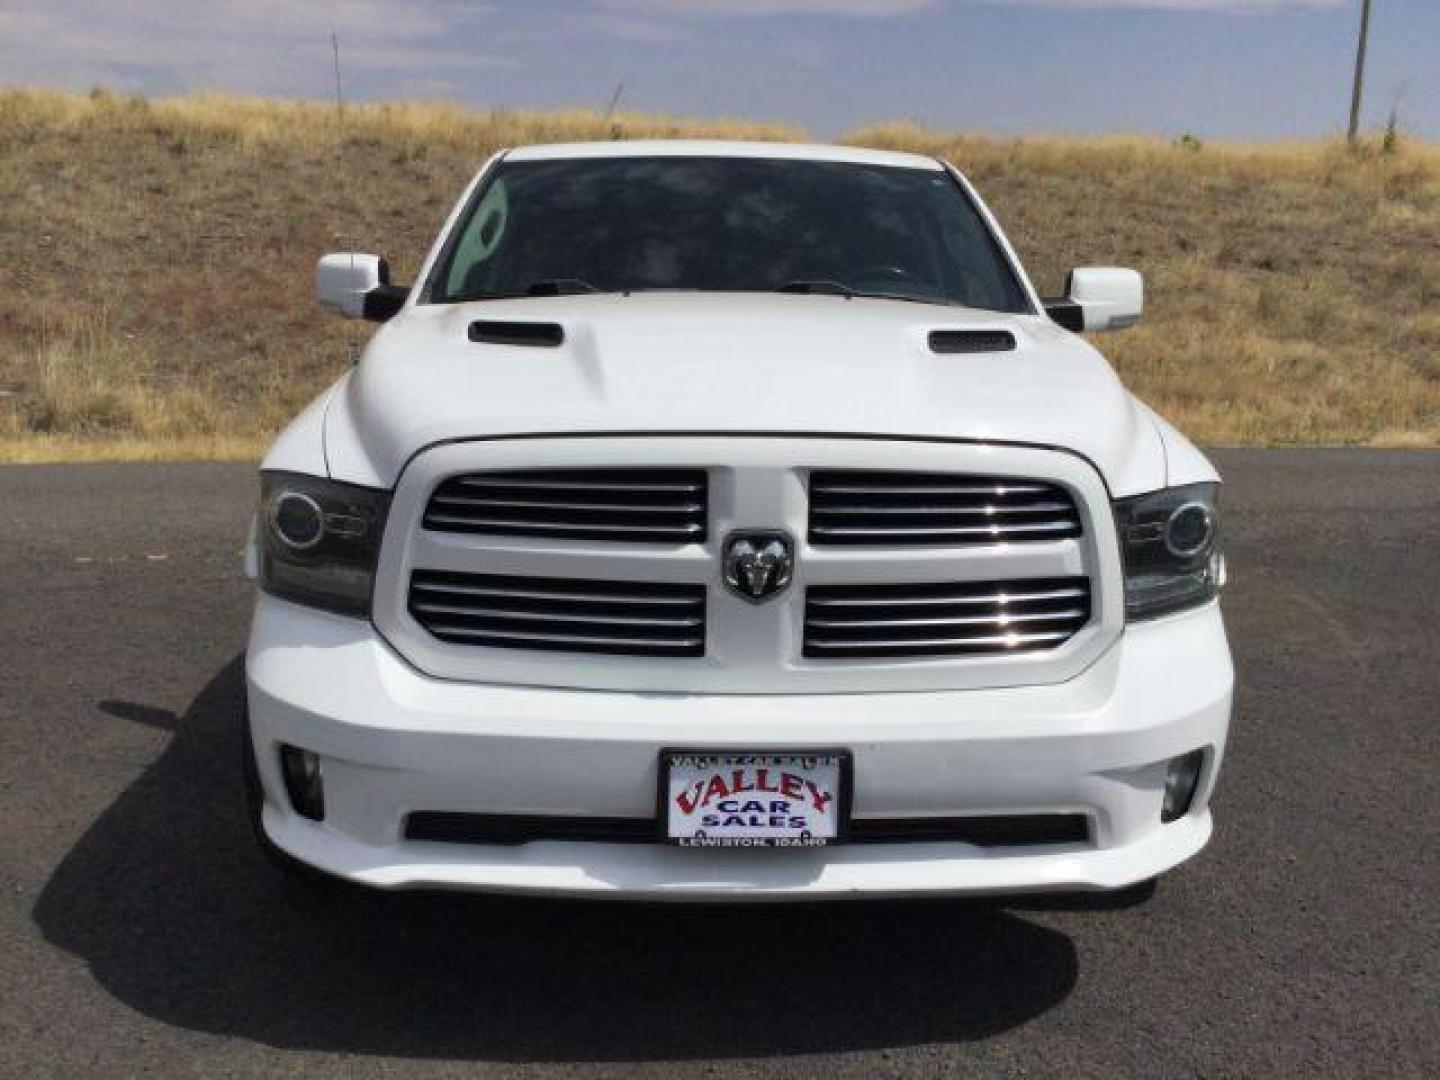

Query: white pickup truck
left=244, top=140, right=1232, bottom=899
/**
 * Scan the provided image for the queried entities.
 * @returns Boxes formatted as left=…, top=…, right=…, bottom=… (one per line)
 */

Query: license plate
left=660, top=750, right=850, bottom=847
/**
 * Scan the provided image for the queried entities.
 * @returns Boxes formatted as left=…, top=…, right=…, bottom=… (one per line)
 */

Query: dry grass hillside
left=1, top=88, right=1437, bottom=462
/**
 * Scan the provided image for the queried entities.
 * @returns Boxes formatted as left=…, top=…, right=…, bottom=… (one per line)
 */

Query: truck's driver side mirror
left=316, top=253, right=410, bottom=322
left=1044, top=267, right=1143, bottom=333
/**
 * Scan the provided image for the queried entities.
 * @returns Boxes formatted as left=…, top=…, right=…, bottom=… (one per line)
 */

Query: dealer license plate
left=661, top=751, right=850, bottom=847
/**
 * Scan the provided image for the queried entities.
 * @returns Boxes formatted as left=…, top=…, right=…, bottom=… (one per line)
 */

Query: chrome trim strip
left=807, top=607, right=1088, bottom=629
left=421, top=625, right=705, bottom=650
left=431, top=495, right=705, bottom=513
left=806, top=586, right=1088, bottom=608
left=454, top=476, right=704, bottom=493
left=812, top=482, right=1051, bottom=496
left=813, top=501, right=1074, bottom=516
left=410, top=601, right=703, bottom=628
left=410, top=580, right=700, bottom=605
left=811, top=520, right=1077, bottom=538
left=804, top=629, right=1074, bottom=650
left=423, top=515, right=704, bottom=536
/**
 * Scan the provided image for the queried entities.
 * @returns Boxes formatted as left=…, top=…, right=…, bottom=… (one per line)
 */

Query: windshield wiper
left=774, top=281, right=956, bottom=307
left=775, top=280, right=856, bottom=297
left=847, top=290, right=955, bottom=308
left=454, top=279, right=604, bottom=302
left=524, top=278, right=601, bottom=296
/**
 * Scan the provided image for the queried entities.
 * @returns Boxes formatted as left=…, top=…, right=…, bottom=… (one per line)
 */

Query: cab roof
left=503, top=140, right=944, bottom=171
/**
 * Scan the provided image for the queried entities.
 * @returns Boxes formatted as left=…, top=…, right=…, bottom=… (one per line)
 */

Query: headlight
left=259, top=471, right=390, bottom=616
left=1112, top=482, right=1223, bottom=621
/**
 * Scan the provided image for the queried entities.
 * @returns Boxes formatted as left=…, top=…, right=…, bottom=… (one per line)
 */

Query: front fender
left=260, top=377, right=345, bottom=478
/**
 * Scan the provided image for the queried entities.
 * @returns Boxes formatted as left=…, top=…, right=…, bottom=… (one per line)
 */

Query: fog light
left=279, top=745, right=325, bottom=821
left=1161, top=750, right=1205, bottom=823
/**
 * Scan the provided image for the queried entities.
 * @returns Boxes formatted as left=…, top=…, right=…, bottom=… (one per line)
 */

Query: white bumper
left=246, top=594, right=1232, bottom=898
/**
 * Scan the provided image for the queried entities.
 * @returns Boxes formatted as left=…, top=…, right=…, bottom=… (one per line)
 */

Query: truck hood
left=323, top=292, right=1164, bottom=493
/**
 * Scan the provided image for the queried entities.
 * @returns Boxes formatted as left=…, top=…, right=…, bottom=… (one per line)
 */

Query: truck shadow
left=35, top=656, right=1093, bottom=1062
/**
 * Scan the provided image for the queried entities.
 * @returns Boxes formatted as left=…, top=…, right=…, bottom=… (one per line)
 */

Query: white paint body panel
left=1067, top=267, right=1144, bottom=332
left=259, top=380, right=339, bottom=477
left=247, top=595, right=1231, bottom=897
left=248, top=140, right=1232, bottom=896
left=315, top=253, right=386, bottom=320
left=505, top=139, right=944, bottom=170
left=321, top=294, right=1166, bottom=496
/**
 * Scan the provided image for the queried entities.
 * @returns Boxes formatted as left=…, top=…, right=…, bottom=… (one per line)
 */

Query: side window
left=445, top=178, right=510, bottom=297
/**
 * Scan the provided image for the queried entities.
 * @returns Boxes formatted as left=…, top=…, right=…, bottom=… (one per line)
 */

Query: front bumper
left=245, top=594, right=1232, bottom=898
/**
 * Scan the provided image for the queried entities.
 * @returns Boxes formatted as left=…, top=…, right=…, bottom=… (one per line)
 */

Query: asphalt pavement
left=1, top=451, right=1437, bottom=1078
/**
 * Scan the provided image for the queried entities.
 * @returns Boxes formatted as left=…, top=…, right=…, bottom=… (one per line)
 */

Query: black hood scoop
left=469, top=321, right=565, bottom=347
left=928, top=329, right=1017, bottom=354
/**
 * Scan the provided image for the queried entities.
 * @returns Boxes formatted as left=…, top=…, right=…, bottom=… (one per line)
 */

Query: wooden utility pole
left=605, top=82, right=626, bottom=121
left=332, top=33, right=344, bottom=118
left=1347, top=0, right=1373, bottom=143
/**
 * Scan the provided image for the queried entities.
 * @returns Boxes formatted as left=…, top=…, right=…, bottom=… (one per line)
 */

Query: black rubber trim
left=407, top=813, right=656, bottom=845
left=404, top=811, right=1090, bottom=848
left=468, top=320, right=566, bottom=347
left=1043, top=298, right=1085, bottom=333
left=363, top=283, right=409, bottom=322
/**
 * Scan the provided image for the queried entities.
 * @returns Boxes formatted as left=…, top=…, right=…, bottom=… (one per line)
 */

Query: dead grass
left=2, top=89, right=1437, bottom=462
left=850, top=122, right=1440, bottom=446
left=0, top=434, right=266, bottom=464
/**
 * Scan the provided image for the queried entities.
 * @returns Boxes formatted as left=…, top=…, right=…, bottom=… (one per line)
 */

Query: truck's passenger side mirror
left=316, top=253, right=409, bottom=322
left=1044, top=267, right=1143, bottom=333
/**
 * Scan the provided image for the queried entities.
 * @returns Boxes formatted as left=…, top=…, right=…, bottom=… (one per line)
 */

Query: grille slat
left=410, top=579, right=698, bottom=606
left=421, top=625, right=706, bottom=652
left=808, top=629, right=1076, bottom=652
left=814, top=500, right=1073, bottom=516
left=816, top=482, right=1051, bottom=496
left=805, top=577, right=1091, bottom=659
left=426, top=469, right=708, bottom=543
left=423, top=515, right=705, bottom=538
left=431, top=496, right=705, bottom=514
left=409, top=571, right=706, bottom=657
left=808, top=606, right=1088, bottom=629
left=811, top=521, right=1078, bottom=540
left=807, top=584, right=1088, bottom=608
left=454, top=476, right=703, bottom=493
left=809, top=470, right=1081, bottom=545
left=410, top=601, right=704, bottom=628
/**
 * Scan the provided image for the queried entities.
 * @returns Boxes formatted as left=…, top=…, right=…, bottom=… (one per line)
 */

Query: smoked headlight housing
left=259, top=472, right=390, bottom=616
left=1113, top=482, right=1223, bottom=621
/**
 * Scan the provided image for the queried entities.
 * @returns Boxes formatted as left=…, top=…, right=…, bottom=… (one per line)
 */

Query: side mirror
left=315, top=253, right=409, bottom=322
left=1044, top=267, right=1143, bottom=333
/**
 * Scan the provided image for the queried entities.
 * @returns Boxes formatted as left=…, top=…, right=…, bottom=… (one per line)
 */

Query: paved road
left=1, top=452, right=1437, bottom=1078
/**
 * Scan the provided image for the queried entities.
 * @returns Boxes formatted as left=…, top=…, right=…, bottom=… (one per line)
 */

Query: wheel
left=240, top=697, right=348, bottom=894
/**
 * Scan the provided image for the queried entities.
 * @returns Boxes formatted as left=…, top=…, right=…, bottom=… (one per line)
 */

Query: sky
left=0, top=0, right=1435, bottom=140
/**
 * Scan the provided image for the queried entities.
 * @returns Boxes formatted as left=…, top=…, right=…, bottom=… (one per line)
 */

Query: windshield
left=425, top=156, right=1031, bottom=313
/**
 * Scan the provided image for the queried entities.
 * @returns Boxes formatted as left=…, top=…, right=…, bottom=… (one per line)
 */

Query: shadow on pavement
left=36, top=656, right=1089, bottom=1062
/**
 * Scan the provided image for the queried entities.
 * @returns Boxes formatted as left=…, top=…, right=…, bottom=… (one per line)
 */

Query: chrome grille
left=804, top=577, right=1091, bottom=658
left=408, top=571, right=706, bottom=657
left=808, top=470, right=1081, bottom=545
left=424, top=469, right=707, bottom=543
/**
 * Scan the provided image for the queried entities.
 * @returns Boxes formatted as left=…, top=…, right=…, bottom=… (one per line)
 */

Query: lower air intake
left=404, top=812, right=1091, bottom=848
